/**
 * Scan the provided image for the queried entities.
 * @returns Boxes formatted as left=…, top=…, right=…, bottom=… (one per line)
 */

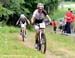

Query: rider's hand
left=16, top=22, right=18, bottom=25
left=28, top=21, right=30, bottom=25
left=31, top=22, right=34, bottom=25
left=49, top=22, right=52, bottom=25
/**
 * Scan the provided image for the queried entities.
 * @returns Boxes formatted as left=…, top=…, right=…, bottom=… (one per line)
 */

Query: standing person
left=59, top=20, right=63, bottom=32
left=70, top=11, right=75, bottom=33
left=65, top=8, right=72, bottom=34
left=62, top=19, right=66, bottom=34
left=59, top=19, right=66, bottom=34
left=52, top=19, right=57, bottom=33
left=31, top=3, right=51, bottom=48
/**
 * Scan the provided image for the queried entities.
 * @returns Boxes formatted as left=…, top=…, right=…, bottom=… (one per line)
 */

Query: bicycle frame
left=21, top=26, right=26, bottom=41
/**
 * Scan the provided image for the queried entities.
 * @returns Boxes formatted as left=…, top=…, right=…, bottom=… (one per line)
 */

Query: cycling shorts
left=21, top=22, right=26, bottom=28
left=34, top=22, right=45, bottom=30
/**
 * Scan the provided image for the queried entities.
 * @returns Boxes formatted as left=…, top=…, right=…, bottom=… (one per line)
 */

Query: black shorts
left=59, top=25, right=62, bottom=30
left=53, top=27, right=57, bottom=31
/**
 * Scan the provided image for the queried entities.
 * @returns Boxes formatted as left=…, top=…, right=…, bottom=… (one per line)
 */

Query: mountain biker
left=31, top=3, right=51, bottom=48
left=16, top=14, right=30, bottom=37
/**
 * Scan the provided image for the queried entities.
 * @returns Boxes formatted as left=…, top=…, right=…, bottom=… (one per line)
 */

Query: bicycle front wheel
left=40, top=33, right=46, bottom=54
left=22, top=32, right=25, bottom=41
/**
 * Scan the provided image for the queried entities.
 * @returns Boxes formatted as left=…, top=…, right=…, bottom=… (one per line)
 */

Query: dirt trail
left=17, top=34, right=57, bottom=58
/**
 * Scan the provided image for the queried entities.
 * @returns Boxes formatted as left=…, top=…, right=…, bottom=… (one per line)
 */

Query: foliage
left=0, top=4, right=13, bottom=21
left=0, top=0, right=61, bottom=27
left=0, top=26, right=44, bottom=58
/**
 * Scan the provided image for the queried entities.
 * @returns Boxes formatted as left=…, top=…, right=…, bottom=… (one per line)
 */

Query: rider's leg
left=24, top=26, right=27, bottom=37
left=35, top=25, right=40, bottom=44
left=20, top=28, right=22, bottom=35
left=24, top=23, right=27, bottom=35
left=35, top=29, right=40, bottom=44
left=22, top=27, right=24, bottom=33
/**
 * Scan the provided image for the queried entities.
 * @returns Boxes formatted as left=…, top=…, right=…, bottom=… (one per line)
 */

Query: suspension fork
left=40, top=29, right=45, bottom=39
left=39, top=29, right=42, bottom=40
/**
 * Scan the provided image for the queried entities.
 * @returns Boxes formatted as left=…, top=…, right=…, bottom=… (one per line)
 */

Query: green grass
left=52, top=1, right=75, bottom=20
left=64, top=2, right=75, bottom=5
left=26, top=26, right=75, bottom=58
left=50, top=10, right=66, bottom=20
left=50, top=8, right=75, bottom=28
left=0, top=26, right=20, bottom=33
left=0, top=5, right=75, bottom=58
left=0, top=25, right=75, bottom=58
left=50, top=9, right=75, bottom=20
left=0, top=26, right=44, bottom=58
left=46, top=27, right=75, bottom=58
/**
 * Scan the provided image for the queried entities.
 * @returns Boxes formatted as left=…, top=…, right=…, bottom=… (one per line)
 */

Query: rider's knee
left=35, top=29, right=39, bottom=35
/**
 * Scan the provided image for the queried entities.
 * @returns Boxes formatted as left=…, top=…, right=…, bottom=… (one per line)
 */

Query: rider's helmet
left=20, top=14, right=25, bottom=18
left=37, top=3, right=44, bottom=9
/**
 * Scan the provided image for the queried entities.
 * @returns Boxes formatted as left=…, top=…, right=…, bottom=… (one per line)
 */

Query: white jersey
left=32, top=9, right=47, bottom=24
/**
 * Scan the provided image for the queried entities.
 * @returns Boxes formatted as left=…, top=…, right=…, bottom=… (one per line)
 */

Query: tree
left=0, top=4, right=13, bottom=21
left=0, top=0, right=61, bottom=26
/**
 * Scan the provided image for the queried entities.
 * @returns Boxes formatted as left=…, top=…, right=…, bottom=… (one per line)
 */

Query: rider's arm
left=16, top=18, right=20, bottom=25
left=31, top=10, right=36, bottom=25
left=25, top=17, right=30, bottom=24
left=46, top=15, right=51, bottom=22
left=43, top=10, right=51, bottom=22
left=31, top=16, right=35, bottom=25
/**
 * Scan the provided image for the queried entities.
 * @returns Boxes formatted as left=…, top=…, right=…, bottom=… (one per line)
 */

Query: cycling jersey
left=33, top=9, right=47, bottom=24
left=18, top=17, right=27, bottom=24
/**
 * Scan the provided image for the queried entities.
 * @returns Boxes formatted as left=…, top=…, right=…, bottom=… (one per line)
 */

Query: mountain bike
left=20, top=24, right=27, bottom=42
left=37, top=22, right=46, bottom=54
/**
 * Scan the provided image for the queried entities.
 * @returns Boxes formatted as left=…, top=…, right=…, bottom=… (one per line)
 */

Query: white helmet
left=37, top=3, right=44, bottom=9
left=20, top=14, right=25, bottom=18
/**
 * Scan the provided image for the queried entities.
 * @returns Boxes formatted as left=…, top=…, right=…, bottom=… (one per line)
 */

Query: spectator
left=65, top=8, right=72, bottom=34
left=59, top=20, right=63, bottom=32
left=52, top=19, right=57, bottom=33
left=62, top=19, right=66, bottom=34
left=59, top=19, right=66, bottom=34
left=70, top=11, right=75, bottom=33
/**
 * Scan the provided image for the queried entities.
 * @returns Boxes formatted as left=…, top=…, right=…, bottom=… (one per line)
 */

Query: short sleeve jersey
left=19, top=17, right=26, bottom=24
left=33, top=9, right=48, bottom=24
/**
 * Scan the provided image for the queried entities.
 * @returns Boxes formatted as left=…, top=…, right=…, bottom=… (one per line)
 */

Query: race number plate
left=40, top=22, right=45, bottom=28
left=21, top=24, right=25, bottom=27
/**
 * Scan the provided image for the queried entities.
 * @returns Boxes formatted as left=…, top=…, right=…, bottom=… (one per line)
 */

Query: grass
left=50, top=9, right=75, bottom=20
left=50, top=10, right=66, bottom=20
left=48, top=5, right=75, bottom=58
left=46, top=27, right=75, bottom=58
left=0, top=24, right=75, bottom=58
left=0, top=26, right=20, bottom=33
left=50, top=7, right=75, bottom=28
left=28, top=26, right=75, bottom=58
left=53, top=1, right=75, bottom=20
left=58, top=1, right=75, bottom=10
left=0, top=26, right=44, bottom=58
left=0, top=2, right=75, bottom=57
left=64, top=2, right=75, bottom=5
